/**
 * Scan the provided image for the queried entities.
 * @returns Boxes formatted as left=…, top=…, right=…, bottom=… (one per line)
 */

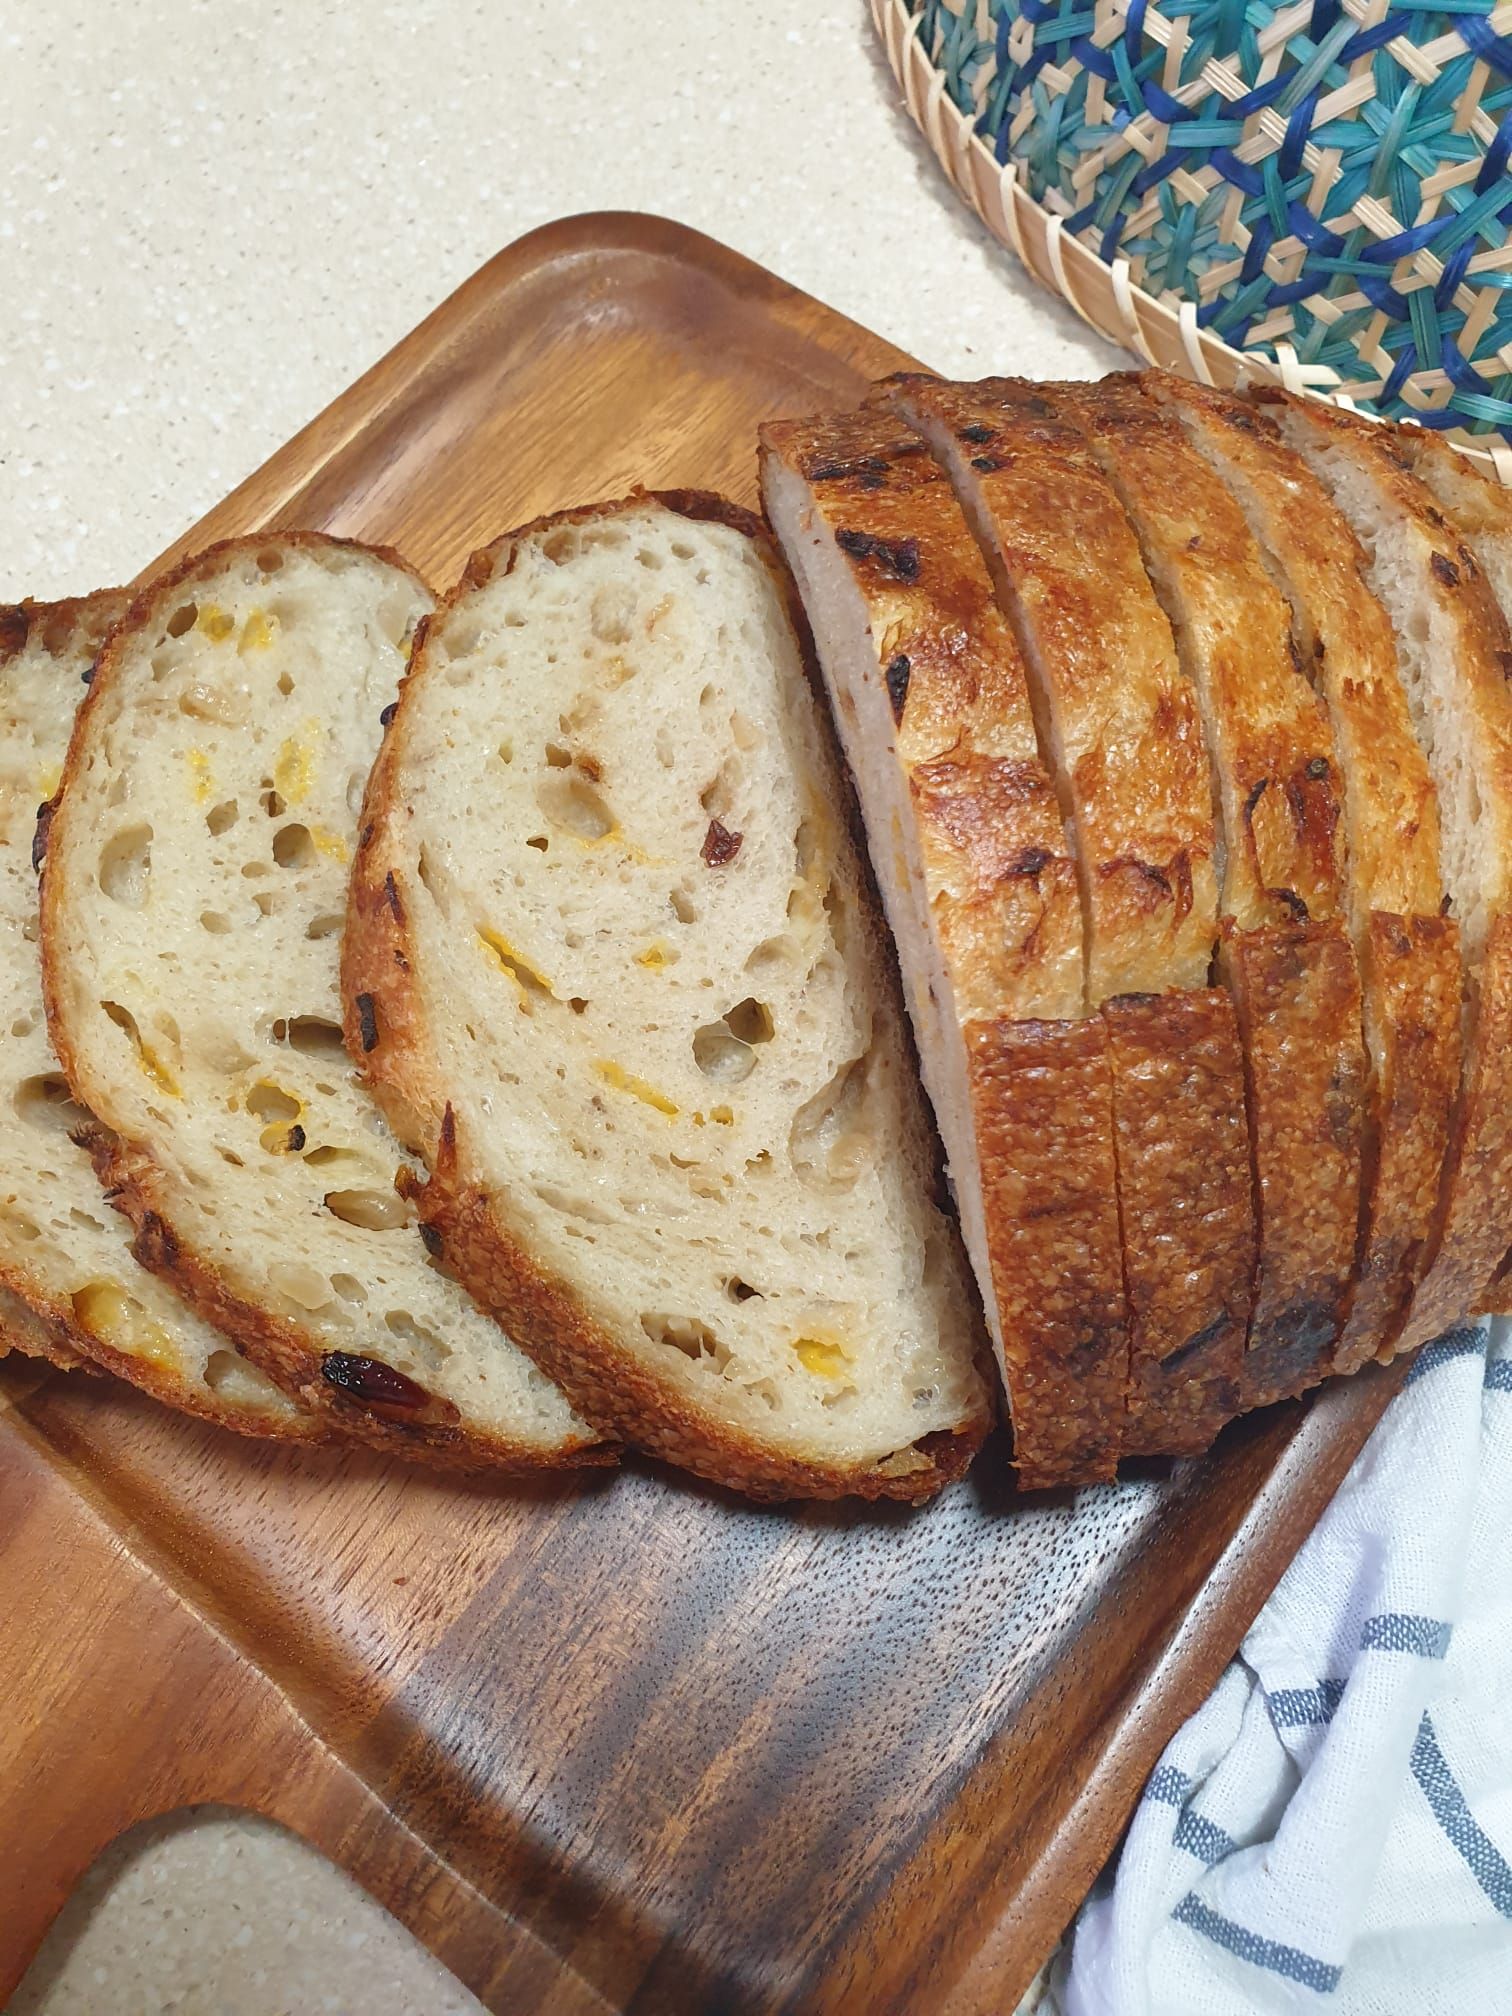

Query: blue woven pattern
left=906, top=1, right=1512, bottom=439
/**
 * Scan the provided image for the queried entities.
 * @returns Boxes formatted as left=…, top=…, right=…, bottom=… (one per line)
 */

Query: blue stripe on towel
left=1410, top=1714, right=1512, bottom=1919
left=1486, top=1360, right=1512, bottom=1394
left=1269, top=1677, right=1347, bottom=1729
left=1174, top=1809, right=1239, bottom=1865
left=1173, top=1893, right=1342, bottom=1992
left=1406, top=1328, right=1486, bottom=1384
left=1360, top=1613, right=1452, bottom=1658
left=1146, top=1764, right=1192, bottom=1807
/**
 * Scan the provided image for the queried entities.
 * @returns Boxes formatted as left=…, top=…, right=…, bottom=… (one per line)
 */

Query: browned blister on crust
left=760, top=407, right=1082, bottom=1024
left=1394, top=916, right=1512, bottom=1353
left=1103, top=990, right=1252, bottom=1454
left=1327, top=913, right=1462, bottom=1370
left=964, top=1017, right=1127, bottom=1486
left=886, top=376, right=1220, bottom=1003
left=1222, top=921, right=1366, bottom=1406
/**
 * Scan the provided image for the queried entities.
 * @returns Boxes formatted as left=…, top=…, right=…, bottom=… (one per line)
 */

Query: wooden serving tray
left=0, top=214, right=1404, bottom=2014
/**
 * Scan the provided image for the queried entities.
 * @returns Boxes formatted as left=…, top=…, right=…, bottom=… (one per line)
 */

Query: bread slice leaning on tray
left=1, top=589, right=322, bottom=1432
left=761, top=395, right=1251, bottom=1477
left=344, top=491, right=994, bottom=1503
left=38, top=534, right=605, bottom=1471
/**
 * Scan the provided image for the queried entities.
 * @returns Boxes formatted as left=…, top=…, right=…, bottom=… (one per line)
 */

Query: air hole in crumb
left=200, top=910, right=232, bottom=934
left=636, top=547, right=664, bottom=571
left=725, top=1277, right=762, bottom=1303
left=536, top=773, right=614, bottom=841
left=692, top=1022, right=756, bottom=1084
left=568, top=997, right=589, bottom=1015
left=255, top=547, right=284, bottom=574
left=260, top=789, right=286, bottom=818
left=545, top=742, right=572, bottom=768
left=272, top=823, right=317, bottom=869
left=276, top=669, right=294, bottom=697
left=670, top=540, right=696, bottom=561
left=385, top=1308, right=452, bottom=1367
left=253, top=889, right=279, bottom=916
left=246, top=1082, right=300, bottom=1125
left=306, top=912, right=343, bottom=940
left=206, top=800, right=239, bottom=836
left=165, top=602, right=198, bottom=638
left=13, top=1074, right=88, bottom=1136
left=98, top=824, right=152, bottom=908
left=639, top=1311, right=727, bottom=1368
left=670, top=886, right=697, bottom=924
left=789, top=1054, right=872, bottom=1191
left=526, top=834, right=549, bottom=852
left=331, top=1272, right=367, bottom=1304
left=722, top=997, right=774, bottom=1045
left=285, top=1017, right=346, bottom=1062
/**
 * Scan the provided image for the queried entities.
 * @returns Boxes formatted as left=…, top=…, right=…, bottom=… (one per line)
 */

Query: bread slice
left=1048, top=378, right=1367, bottom=1409
left=1151, top=379, right=1459, bottom=1370
left=40, top=536, right=602, bottom=1469
left=345, top=492, right=993, bottom=1502
left=759, top=408, right=1127, bottom=1481
left=1, top=590, right=322, bottom=1428
left=881, top=377, right=1251, bottom=1458
left=1371, top=424, right=1512, bottom=1313
left=1268, top=395, right=1512, bottom=1353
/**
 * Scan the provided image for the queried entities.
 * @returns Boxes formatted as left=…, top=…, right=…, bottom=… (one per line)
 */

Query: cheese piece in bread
left=1062, top=379, right=1366, bottom=1409
left=1152, top=379, right=1459, bottom=1369
left=40, top=537, right=603, bottom=1469
left=884, top=377, right=1250, bottom=1458
left=345, top=492, right=993, bottom=1503
left=761, top=407, right=1135, bottom=1482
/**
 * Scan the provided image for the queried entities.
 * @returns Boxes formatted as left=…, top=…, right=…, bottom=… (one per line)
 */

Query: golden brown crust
left=963, top=1016, right=1127, bottom=1486
left=887, top=376, right=1220, bottom=1004
left=1329, top=913, right=1462, bottom=1371
left=346, top=492, right=990, bottom=1501
left=1394, top=915, right=1512, bottom=1354
left=1067, top=378, right=1346, bottom=933
left=1222, top=921, right=1367, bottom=1406
left=1151, top=378, right=1442, bottom=923
left=758, top=408, right=1081, bottom=1022
left=1259, top=392, right=1512, bottom=923
left=1103, top=990, right=1252, bottom=1455
left=38, top=535, right=608, bottom=1472
left=0, top=1281, right=89, bottom=1373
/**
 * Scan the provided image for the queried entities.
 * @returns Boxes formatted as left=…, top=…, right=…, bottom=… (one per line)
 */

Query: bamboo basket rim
left=871, top=0, right=1512, bottom=486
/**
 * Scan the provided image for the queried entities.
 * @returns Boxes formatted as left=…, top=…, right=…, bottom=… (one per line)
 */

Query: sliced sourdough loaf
left=345, top=492, right=993, bottom=1502
left=1268, top=396, right=1512, bottom=1352
left=40, top=536, right=602, bottom=1468
left=1153, top=379, right=1458, bottom=1370
left=1053, top=378, right=1368, bottom=1408
left=2, top=590, right=314, bottom=1429
left=881, top=376, right=1250, bottom=1459
left=761, top=407, right=1129, bottom=1482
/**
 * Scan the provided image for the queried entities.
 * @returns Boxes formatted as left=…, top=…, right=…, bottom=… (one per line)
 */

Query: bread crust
left=1102, top=990, right=1252, bottom=1453
left=39, top=536, right=610, bottom=1471
left=1333, top=913, right=1462, bottom=1369
left=885, top=376, right=1220, bottom=1003
left=960, top=1016, right=1127, bottom=1485
left=1146, top=382, right=1460, bottom=1367
left=758, top=409, right=1082, bottom=1021
left=345, top=492, right=991, bottom=1502
left=1393, top=915, right=1512, bottom=1354
left=1222, top=921, right=1366, bottom=1405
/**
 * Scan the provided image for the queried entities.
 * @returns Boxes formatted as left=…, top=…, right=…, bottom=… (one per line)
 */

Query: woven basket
left=873, top=0, right=1512, bottom=481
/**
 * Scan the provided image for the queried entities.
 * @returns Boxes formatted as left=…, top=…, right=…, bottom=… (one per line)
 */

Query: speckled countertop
left=3, top=3, right=1113, bottom=2007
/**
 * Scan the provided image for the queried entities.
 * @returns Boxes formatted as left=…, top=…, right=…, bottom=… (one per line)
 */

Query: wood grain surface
left=0, top=214, right=1406, bottom=2014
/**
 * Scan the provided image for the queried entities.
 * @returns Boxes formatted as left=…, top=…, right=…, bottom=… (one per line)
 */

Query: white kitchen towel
left=1058, top=1317, right=1512, bottom=2014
